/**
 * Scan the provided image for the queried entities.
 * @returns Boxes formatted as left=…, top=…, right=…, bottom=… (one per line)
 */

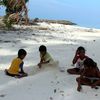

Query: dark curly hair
left=77, top=46, right=85, bottom=52
left=18, top=49, right=27, bottom=58
left=39, top=45, right=47, bottom=52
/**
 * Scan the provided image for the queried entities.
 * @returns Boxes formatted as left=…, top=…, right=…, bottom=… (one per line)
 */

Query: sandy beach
left=0, top=22, right=100, bottom=100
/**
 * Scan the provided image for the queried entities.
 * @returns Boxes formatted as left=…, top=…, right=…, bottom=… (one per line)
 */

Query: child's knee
left=67, top=69, right=72, bottom=74
left=76, top=77, right=80, bottom=82
left=67, top=69, right=70, bottom=72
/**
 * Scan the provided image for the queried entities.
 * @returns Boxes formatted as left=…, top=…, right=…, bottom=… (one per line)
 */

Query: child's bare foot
left=77, top=86, right=82, bottom=92
left=91, top=85, right=99, bottom=89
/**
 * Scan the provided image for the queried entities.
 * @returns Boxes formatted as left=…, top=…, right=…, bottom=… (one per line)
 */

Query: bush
left=3, top=15, right=13, bottom=29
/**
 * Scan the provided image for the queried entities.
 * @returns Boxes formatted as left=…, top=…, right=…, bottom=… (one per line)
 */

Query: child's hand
left=75, top=50, right=80, bottom=56
left=91, top=84, right=98, bottom=89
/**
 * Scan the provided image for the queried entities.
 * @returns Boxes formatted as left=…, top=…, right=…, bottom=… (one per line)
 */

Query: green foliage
left=3, top=0, right=29, bottom=14
left=2, top=0, right=29, bottom=6
left=25, top=0, right=29, bottom=3
left=2, top=0, right=7, bottom=6
left=0, top=0, right=4, bottom=6
left=3, top=15, right=13, bottom=29
left=1, top=0, right=29, bottom=28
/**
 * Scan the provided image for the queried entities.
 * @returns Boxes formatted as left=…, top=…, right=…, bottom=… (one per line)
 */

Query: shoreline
left=0, top=16, right=100, bottom=31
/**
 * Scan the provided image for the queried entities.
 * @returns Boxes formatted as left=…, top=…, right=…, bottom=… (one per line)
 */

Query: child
left=38, top=45, right=54, bottom=68
left=67, top=46, right=88, bottom=74
left=76, top=58, right=100, bottom=92
left=5, top=49, right=28, bottom=78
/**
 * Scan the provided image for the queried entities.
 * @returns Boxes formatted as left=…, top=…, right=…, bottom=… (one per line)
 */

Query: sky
left=0, top=0, right=100, bottom=28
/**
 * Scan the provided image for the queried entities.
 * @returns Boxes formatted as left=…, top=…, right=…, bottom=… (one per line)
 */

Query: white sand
left=0, top=23, right=100, bottom=100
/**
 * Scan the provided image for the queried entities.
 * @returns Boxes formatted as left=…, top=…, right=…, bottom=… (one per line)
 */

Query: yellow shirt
left=8, top=58, right=22, bottom=75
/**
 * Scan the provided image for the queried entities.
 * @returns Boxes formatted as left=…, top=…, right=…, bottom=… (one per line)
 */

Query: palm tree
left=1, top=0, right=29, bottom=28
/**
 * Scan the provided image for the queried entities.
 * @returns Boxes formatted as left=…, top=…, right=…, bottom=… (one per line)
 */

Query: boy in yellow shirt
left=38, top=45, right=54, bottom=68
left=5, top=49, right=28, bottom=78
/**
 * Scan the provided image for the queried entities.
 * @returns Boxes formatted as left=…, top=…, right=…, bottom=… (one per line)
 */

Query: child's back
left=38, top=45, right=58, bottom=68
left=5, top=49, right=28, bottom=78
left=76, top=58, right=100, bottom=91
left=7, top=57, right=22, bottom=75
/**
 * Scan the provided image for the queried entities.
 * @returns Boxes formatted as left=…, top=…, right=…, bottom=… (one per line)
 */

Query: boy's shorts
left=74, top=68, right=80, bottom=72
left=5, top=69, right=18, bottom=77
left=5, top=69, right=28, bottom=78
